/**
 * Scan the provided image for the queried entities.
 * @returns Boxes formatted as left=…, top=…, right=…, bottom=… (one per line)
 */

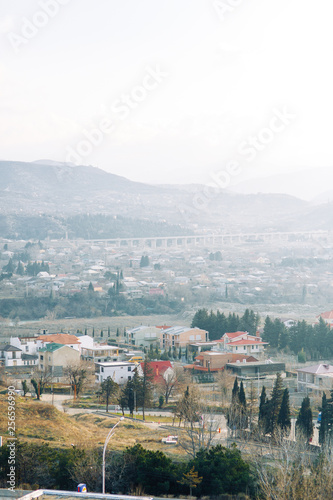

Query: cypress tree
left=239, top=381, right=246, bottom=407
left=277, top=388, right=291, bottom=434
left=296, top=396, right=313, bottom=441
left=259, top=386, right=266, bottom=423
left=231, top=377, right=239, bottom=403
left=267, top=373, right=284, bottom=435
left=319, top=392, right=328, bottom=445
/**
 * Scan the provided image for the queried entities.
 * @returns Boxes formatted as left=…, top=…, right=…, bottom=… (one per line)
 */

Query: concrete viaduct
left=80, top=230, right=329, bottom=249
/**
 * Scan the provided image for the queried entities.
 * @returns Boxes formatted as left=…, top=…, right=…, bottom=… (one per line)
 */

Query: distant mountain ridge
left=0, top=160, right=332, bottom=236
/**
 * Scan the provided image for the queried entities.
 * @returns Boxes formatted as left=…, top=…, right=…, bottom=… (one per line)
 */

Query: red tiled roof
left=156, top=325, right=172, bottom=330
left=36, top=334, right=80, bottom=345
left=319, top=311, right=333, bottom=319
left=140, top=360, right=173, bottom=382
left=223, top=331, right=248, bottom=339
left=195, top=355, right=204, bottom=360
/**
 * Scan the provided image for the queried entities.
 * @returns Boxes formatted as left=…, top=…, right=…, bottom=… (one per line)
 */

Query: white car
left=162, top=435, right=178, bottom=444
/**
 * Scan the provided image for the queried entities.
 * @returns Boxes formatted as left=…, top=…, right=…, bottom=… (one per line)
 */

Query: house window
left=128, top=367, right=131, bottom=371
left=41, top=364, right=43, bottom=369
left=128, top=375, right=132, bottom=380
left=26, top=346, right=29, bottom=352
left=40, top=355, right=44, bottom=360
left=101, top=367, right=104, bottom=372
left=235, top=347, right=238, bottom=351
left=49, top=356, right=51, bottom=361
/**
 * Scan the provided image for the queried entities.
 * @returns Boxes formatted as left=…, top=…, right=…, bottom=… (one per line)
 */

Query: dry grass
left=0, top=394, right=185, bottom=457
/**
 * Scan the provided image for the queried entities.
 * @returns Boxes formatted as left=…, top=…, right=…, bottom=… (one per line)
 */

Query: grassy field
left=0, top=314, right=186, bottom=341
left=0, top=393, right=185, bottom=458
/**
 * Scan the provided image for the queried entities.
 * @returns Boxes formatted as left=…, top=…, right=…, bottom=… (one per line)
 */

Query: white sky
left=1, top=0, right=333, bottom=194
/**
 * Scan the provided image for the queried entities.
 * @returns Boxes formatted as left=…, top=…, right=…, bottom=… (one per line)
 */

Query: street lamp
left=102, top=417, right=124, bottom=494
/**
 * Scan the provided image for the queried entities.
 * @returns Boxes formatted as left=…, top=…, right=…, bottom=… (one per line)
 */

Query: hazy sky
left=1, top=0, right=333, bottom=195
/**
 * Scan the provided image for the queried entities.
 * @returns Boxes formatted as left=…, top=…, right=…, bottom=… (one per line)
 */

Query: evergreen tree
left=88, top=282, right=94, bottom=292
left=3, top=258, right=15, bottom=273
left=231, top=377, right=239, bottom=403
left=277, top=388, right=291, bottom=434
left=259, top=386, right=266, bottom=423
left=296, top=396, right=313, bottom=441
left=262, top=373, right=284, bottom=436
left=108, top=326, right=111, bottom=338
left=239, top=381, right=246, bottom=407
left=100, top=377, right=118, bottom=412
left=16, top=261, right=24, bottom=275
left=319, top=392, right=328, bottom=445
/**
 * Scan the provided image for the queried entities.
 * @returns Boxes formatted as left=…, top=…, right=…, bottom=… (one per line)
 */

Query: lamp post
left=102, top=417, right=124, bottom=494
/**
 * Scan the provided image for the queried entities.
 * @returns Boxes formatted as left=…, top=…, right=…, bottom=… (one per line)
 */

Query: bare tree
left=254, top=428, right=331, bottom=500
left=174, top=386, right=221, bottom=458
left=215, top=369, right=235, bottom=406
left=64, top=360, right=94, bottom=398
left=156, top=365, right=186, bottom=404
left=31, top=367, right=53, bottom=400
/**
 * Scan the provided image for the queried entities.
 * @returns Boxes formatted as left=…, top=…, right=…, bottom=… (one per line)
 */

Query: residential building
left=317, top=310, right=333, bottom=326
left=38, top=343, right=80, bottom=382
left=216, top=331, right=267, bottom=356
left=126, top=326, right=161, bottom=349
left=95, top=361, right=136, bottom=384
left=186, top=352, right=258, bottom=373
left=35, top=333, right=82, bottom=352
left=297, top=363, right=333, bottom=393
left=137, top=360, right=173, bottom=384
left=161, top=326, right=208, bottom=350
left=81, top=345, right=121, bottom=363
left=226, top=360, right=286, bottom=378
left=0, top=345, right=23, bottom=367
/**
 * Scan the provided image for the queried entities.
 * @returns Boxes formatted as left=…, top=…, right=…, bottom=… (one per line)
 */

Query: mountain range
left=0, top=160, right=332, bottom=238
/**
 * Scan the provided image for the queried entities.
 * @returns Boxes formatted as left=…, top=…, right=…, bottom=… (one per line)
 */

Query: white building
left=95, top=361, right=136, bottom=384
left=297, top=364, right=333, bottom=393
left=82, top=345, right=121, bottom=363
left=0, top=345, right=23, bottom=367
left=215, top=331, right=268, bottom=356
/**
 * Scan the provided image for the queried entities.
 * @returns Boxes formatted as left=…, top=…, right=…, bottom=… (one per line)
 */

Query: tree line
left=191, top=308, right=260, bottom=339
left=263, top=316, right=333, bottom=360
left=0, top=441, right=252, bottom=498
left=191, top=307, right=333, bottom=360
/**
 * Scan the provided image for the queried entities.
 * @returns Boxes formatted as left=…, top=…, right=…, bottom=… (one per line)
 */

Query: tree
left=88, top=282, right=94, bottom=293
left=192, top=445, right=251, bottom=497
left=277, top=388, right=291, bottom=435
left=178, top=466, right=202, bottom=497
left=258, top=385, right=267, bottom=424
left=319, top=392, right=328, bottom=445
left=227, top=378, right=248, bottom=433
left=31, top=368, right=52, bottom=400
left=64, top=361, right=93, bottom=398
left=100, top=377, right=119, bottom=412
left=296, top=396, right=313, bottom=442
left=16, top=261, right=24, bottom=275
left=175, top=386, right=220, bottom=458
left=3, top=258, right=15, bottom=273
left=140, top=255, right=149, bottom=267
left=140, top=359, right=154, bottom=420
left=21, top=380, right=29, bottom=396
left=267, top=373, right=284, bottom=435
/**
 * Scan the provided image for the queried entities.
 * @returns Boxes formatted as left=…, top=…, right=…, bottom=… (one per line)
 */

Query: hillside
left=0, top=159, right=325, bottom=234
left=0, top=394, right=174, bottom=453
